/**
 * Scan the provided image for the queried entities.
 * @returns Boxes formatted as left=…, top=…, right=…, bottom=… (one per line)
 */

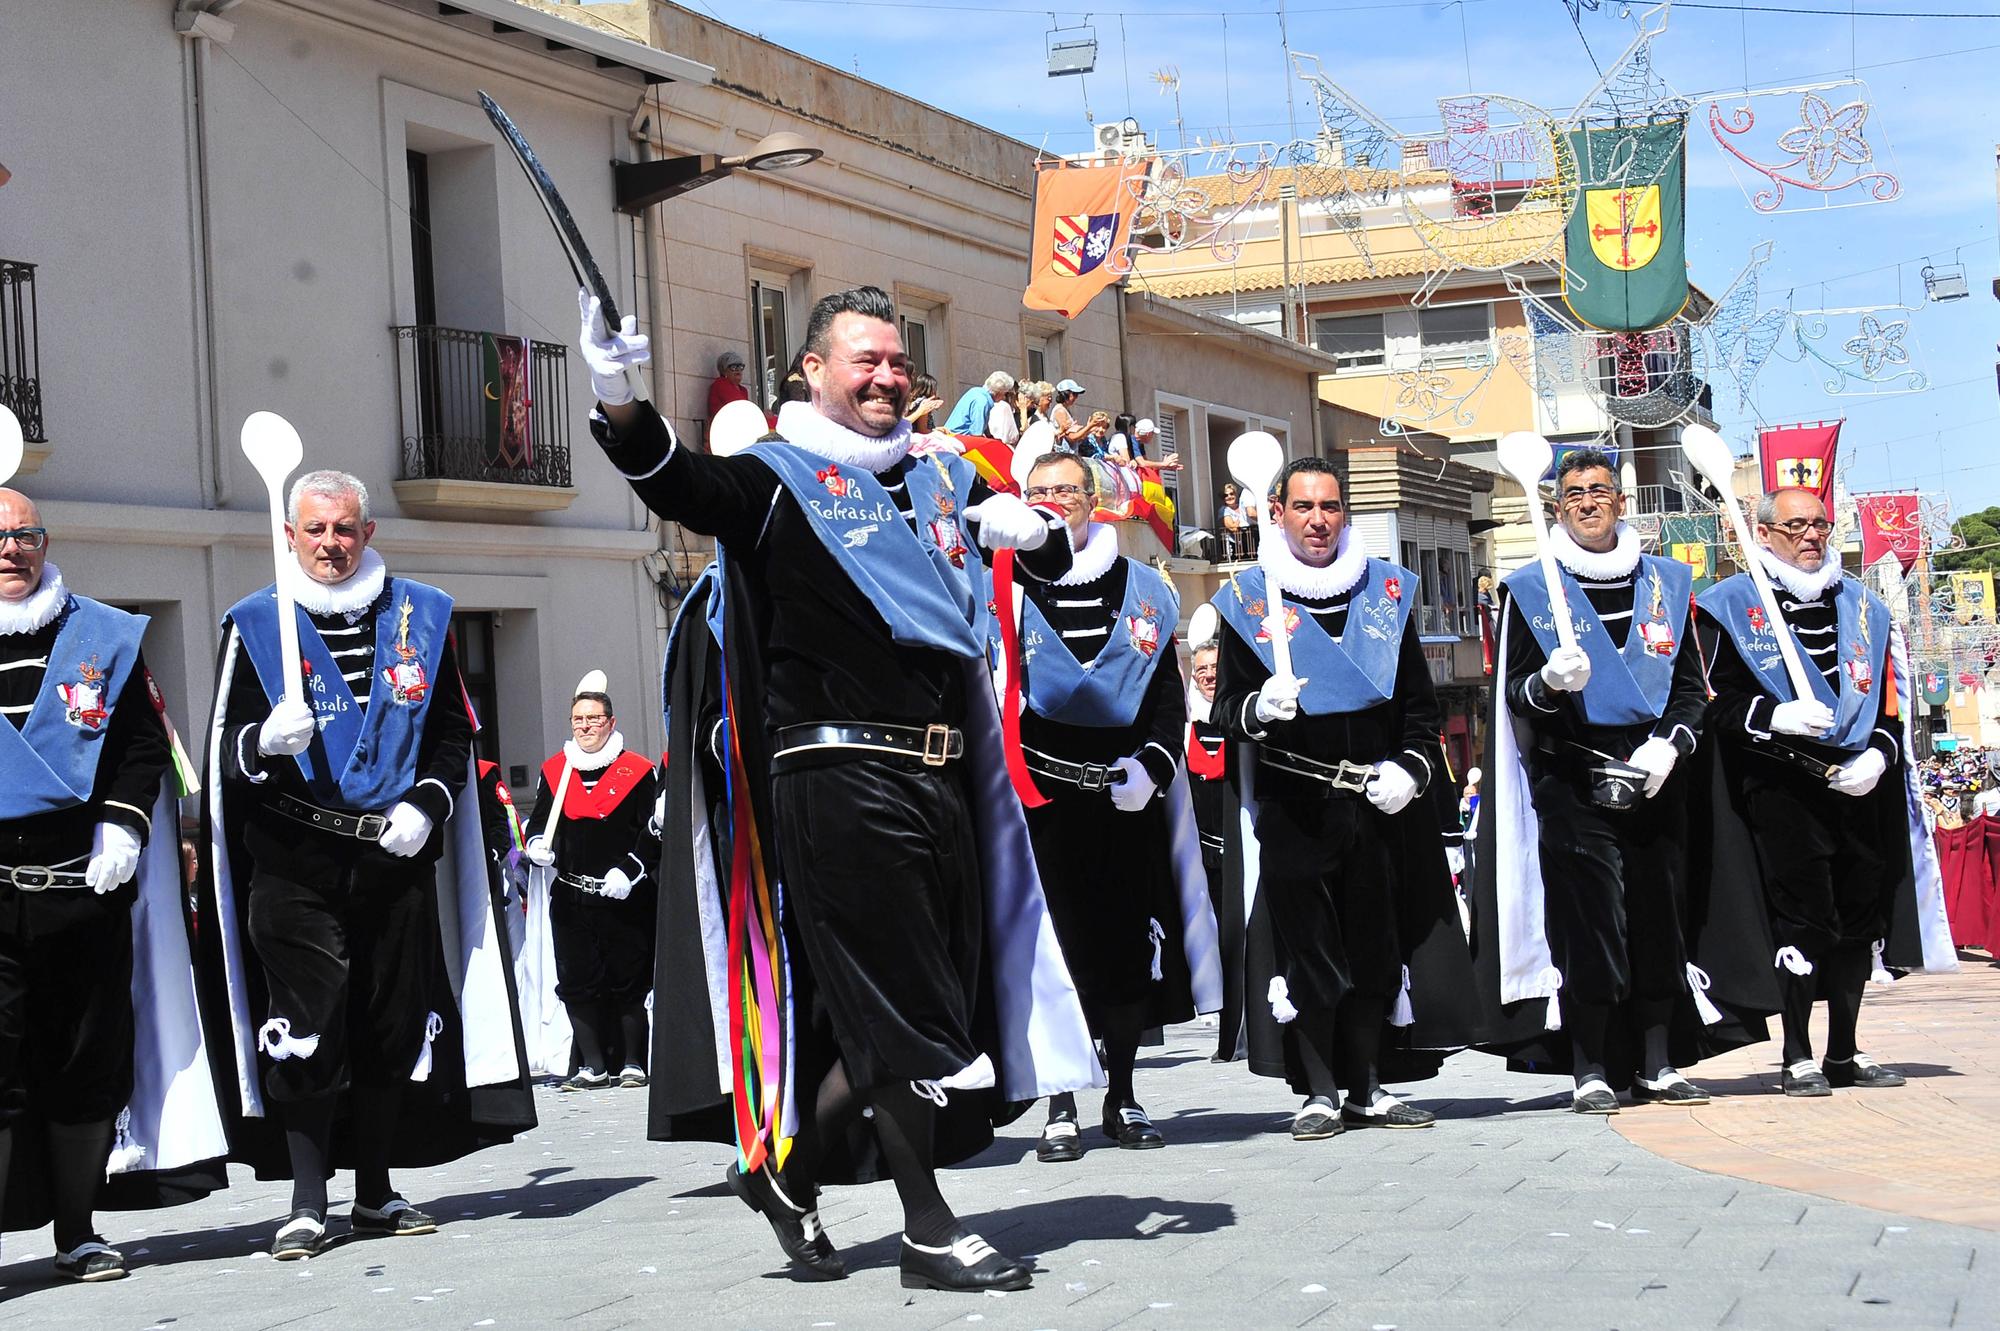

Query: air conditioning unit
left=1096, top=123, right=1125, bottom=152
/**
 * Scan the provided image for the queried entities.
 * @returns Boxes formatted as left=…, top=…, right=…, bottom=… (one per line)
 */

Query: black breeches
left=771, top=759, right=983, bottom=1093
left=1743, top=775, right=1893, bottom=964
left=1252, top=794, right=1400, bottom=1010
left=551, top=885, right=656, bottom=1003
left=0, top=895, right=134, bottom=1128
left=246, top=862, right=436, bottom=1103
left=1531, top=771, right=1688, bottom=1005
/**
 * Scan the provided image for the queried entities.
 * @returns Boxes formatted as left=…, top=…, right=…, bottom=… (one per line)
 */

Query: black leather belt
left=1754, top=739, right=1843, bottom=781
left=1198, top=830, right=1226, bottom=853
left=771, top=722, right=964, bottom=770
left=1257, top=747, right=1374, bottom=794
left=1023, top=746, right=1124, bottom=792
left=0, top=860, right=89, bottom=892
left=558, top=872, right=612, bottom=897
left=271, top=794, right=388, bottom=841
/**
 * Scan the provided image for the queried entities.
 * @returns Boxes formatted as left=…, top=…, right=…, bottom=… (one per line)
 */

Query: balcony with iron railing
left=390, top=324, right=577, bottom=517
left=1, top=260, right=50, bottom=475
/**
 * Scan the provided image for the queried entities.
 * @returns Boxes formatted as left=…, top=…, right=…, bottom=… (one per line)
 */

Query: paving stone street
left=4, top=963, right=1997, bottom=1331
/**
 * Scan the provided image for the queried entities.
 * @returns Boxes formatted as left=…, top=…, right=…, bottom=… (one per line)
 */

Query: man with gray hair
left=199, top=468, right=532, bottom=1260
left=943, top=370, right=1016, bottom=438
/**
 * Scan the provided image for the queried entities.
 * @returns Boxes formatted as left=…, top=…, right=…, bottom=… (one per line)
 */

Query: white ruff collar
left=776, top=401, right=912, bottom=474
left=1055, top=522, right=1121, bottom=586
left=1758, top=546, right=1843, bottom=602
left=1269, top=525, right=1369, bottom=599
left=0, top=562, right=67, bottom=635
left=565, top=730, right=626, bottom=773
left=291, top=548, right=387, bottom=618
left=1550, top=522, right=1640, bottom=581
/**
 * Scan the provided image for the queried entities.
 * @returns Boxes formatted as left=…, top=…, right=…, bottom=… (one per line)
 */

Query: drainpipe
left=175, top=0, right=242, bottom=508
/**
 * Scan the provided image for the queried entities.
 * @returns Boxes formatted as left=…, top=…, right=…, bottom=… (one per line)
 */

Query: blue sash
left=1211, top=559, right=1414, bottom=714
left=0, top=596, right=148, bottom=819
left=228, top=577, right=455, bottom=810
left=1504, top=554, right=1691, bottom=727
left=1698, top=571, right=1888, bottom=754
left=747, top=442, right=986, bottom=659
left=1012, top=557, right=1179, bottom=728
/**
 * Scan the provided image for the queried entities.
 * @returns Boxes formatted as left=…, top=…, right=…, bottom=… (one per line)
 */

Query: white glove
left=963, top=492, right=1055, bottom=552
left=257, top=697, right=317, bottom=757
left=1629, top=736, right=1680, bottom=799
left=601, top=868, right=635, bottom=901
left=524, top=835, right=555, bottom=868
left=377, top=801, right=433, bottom=858
left=1108, top=756, right=1157, bottom=812
left=1366, top=760, right=1418, bottom=816
left=85, top=821, right=142, bottom=893
left=650, top=788, right=667, bottom=840
left=1828, top=748, right=1887, bottom=798
left=577, top=289, right=650, bottom=407
left=1538, top=645, right=1593, bottom=694
left=1254, top=674, right=1303, bottom=726
left=1771, top=699, right=1835, bottom=738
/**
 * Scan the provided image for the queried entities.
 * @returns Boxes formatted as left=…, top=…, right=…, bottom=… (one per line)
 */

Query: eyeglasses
left=0, top=527, right=47, bottom=552
left=570, top=714, right=612, bottom=728
left=1559, top=484, right=1620, bottom=509
left=1026, top=484, right=1089, bottom=501
left=1767, top=518, right=1833, bottom=537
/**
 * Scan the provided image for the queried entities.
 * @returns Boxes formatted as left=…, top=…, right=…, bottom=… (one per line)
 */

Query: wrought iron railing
left=392, top=325, right=572, bottom=488
left=1632, top=483, right=1690, bottom=516
left=1, top=261, right=44, bottom=442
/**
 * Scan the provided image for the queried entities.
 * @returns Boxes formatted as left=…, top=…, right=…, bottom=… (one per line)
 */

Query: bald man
left=0, top=490, right=171, bottom=1280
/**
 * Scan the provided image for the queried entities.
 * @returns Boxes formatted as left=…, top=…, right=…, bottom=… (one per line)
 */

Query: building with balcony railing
left=0, top=259, right=46, bottom=467
left=391, top=325, right=575, bottom=516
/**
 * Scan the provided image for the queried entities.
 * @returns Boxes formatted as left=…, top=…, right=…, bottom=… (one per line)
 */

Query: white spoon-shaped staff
left=540, top=669, right=607, bottom=847
left=1681, top=423, right=1817, bottom=699
left=1227, top=431, right=1295, bottom=686
left=1496, top=431, right=1579, bottom=654
left=708, top=398, right=769, bottom=460
left=1186, top=602, right=1219, bottom=649
left=0, top=404, right=23, bottom=488
left=240, top=412, right=306, bottom=707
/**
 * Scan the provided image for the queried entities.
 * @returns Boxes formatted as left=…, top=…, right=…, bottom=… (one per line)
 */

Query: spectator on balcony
left=987, top=381, right=1022, bottom=446
left=905, top=374, right=944, bottom=434
left=1132, top=417, right=1160, bottom=462
left=1049, top=380, right=1089, bottom=448
left=1218, top=483, right=1257, bottom=562
left=944, top=371, right=1015, bottom=438
left=707, top=351, right=752, bottom=422
left=1077, top=411, right=1113, bottom=460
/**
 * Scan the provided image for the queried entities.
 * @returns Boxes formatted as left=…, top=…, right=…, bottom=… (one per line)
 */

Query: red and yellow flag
left=1023, top=160, right=1146, bottom=318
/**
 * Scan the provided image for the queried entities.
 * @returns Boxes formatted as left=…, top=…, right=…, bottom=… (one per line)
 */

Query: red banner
left=1758, top=421, right=1841, bottom=504
left=1856, top=492, right=1923, bottom=572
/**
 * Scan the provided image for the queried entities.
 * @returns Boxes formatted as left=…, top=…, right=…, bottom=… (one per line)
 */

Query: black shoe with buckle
left=1632, top=1071, right=1710, bottom=1105
left=1102, top=1100, right=1166, bottom=1149
left=352, top=1196, right=438, bottom=1237
left=899, top=1231, right=1032, bottom=1292
left=53, top=1238, right=127, bottom=1282
left=1824, top=1054, right=1906, bottom=1088
left=725, top=1163, right=846, bottom=1280
left=1291, top=1096, right=1343, bottom=1140
left=1782, top=1059, right=1833, bottom=1097
left=1036, top=1115, right=1082, bottom=1163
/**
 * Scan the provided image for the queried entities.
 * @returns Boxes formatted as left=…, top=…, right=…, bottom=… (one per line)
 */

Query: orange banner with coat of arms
left=1023, top=159, right=1148, bottom=319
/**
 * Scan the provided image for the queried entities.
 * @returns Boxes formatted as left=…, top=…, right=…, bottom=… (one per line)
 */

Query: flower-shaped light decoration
left=1392, top=369, right=1455, bottom=419
left=1841, top=314, right=1910, bottom=379
left=1775, top=94, right=1873, bottom=186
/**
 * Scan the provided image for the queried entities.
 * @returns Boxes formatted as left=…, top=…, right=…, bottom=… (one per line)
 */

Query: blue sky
left=694, top=0, right=1999, bottom=510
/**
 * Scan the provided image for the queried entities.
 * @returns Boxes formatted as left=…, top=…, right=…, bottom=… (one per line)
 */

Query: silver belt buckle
left=1334, top=762, right=1373, bottom=793
left=9, top=865, right=52, bottom=892
left=355, top=813, right=389, bottom=841
left=1078, top=764, right=1110, bottom=791
left=921, top=724, right=953, bottom=767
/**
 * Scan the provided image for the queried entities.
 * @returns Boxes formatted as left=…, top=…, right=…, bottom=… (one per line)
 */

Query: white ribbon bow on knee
left=258, top=1017, right=321, bottom=1062
left=410, top=1011, right=445, bottom=1082
left=1685, top=963, right=1724, bottom=1026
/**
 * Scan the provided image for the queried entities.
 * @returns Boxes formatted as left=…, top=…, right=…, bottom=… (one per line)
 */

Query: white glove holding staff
left=578, top=290, right=651, bottom=407
left=1254, top=674, right=1304, bottom=726
left=1539, top=645, right=1592, bottom=694
left=258, top=698, right=316, bottom=757
left=1771, top=699, right=1835, bottom=738
left=524, top=835, right=556, bottom=868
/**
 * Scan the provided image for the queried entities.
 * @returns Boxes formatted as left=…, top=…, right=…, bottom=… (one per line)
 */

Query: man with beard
left=1696, top=487, right=1952, bottom=1096
left=523, top=674, right=657, bottom=1091
left=1492, top=448, right=1713, bottom=1112
left=583, top=286, right=1096, bottom=1292
left=201, top=470, right=531, bottom=1260
left=995, top=453, right=1219, bottom=1163
left=0, top=488, right=225, bottom=1281
left=1211, top=457, right=1465, bottom=1139
left=1185, top=630, right=1247, bottom=1061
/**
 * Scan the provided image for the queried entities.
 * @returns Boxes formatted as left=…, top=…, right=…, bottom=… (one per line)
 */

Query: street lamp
left=614, top=130, right=823, bottom=213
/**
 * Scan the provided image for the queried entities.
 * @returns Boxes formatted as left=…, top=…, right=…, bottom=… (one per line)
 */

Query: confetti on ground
left=1302, top=1283, right=1327, bottom=1294
left=1592, top=1221, right=1616, bottom=1230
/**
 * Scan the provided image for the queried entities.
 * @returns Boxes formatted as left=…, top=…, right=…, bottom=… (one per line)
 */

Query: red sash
left=1186, top=723, right=1226, bottom=781
left=540, top=750, right=654, bottom=819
